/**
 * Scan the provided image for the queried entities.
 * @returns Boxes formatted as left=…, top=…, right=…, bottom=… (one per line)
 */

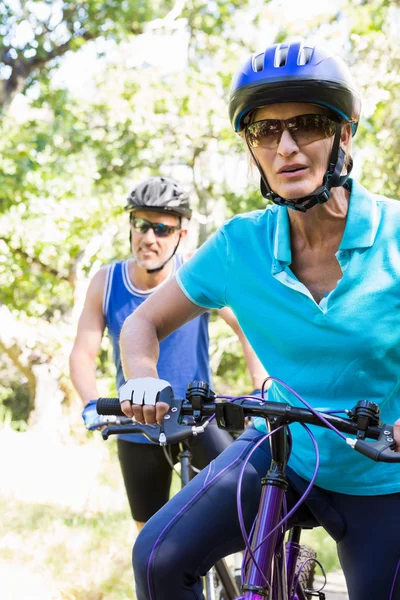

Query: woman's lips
left=278, top=166, right=308, bottom=178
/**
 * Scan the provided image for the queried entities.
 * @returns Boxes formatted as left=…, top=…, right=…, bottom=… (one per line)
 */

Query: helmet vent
left=298, top=46, right=313, bottom=66
left=275, top=47, right=288, bottom=68
left=252, top=53, right=264, bottom=73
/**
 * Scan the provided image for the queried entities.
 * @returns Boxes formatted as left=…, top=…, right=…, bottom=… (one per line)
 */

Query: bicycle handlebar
left=97, top=397, right=209, bottom=445
left=96, top=396, right=400, bottom=463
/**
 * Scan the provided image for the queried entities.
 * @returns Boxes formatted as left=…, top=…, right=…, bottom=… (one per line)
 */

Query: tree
left=0, top=0, right=175, bottom=109
left=0, top=0, right=267, bottom=426
left=344, top=0, right=400, bottom=198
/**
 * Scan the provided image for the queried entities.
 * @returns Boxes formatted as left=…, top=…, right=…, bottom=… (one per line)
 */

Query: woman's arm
left=119, top=277, right=205, bottom=423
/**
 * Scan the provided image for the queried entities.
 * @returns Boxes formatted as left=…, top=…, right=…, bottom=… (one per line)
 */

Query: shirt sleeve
left=176, top=228, right=229, bottom=309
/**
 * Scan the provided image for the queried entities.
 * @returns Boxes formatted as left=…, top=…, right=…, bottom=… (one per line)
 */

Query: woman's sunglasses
left=245, top=114, right=339, bottom=149
left=130, top=217, right=181, bottom=238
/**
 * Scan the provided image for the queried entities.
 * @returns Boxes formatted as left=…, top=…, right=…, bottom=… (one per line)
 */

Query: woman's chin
left=273, top=181, right=317, bottom=200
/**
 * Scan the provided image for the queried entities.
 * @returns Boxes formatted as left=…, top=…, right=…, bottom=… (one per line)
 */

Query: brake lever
left=102, top=398, right=208, bottom=445
left=346, top=424, right=400, bottom=462
left=102, top=422, right=160, bottom=442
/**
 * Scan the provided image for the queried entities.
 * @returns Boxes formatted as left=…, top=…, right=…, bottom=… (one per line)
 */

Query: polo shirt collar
left=339, top=179, right=379, bottom=250
left=272, top=179, right=379, bottom=271
left=273, top=205, right=291, bottom=268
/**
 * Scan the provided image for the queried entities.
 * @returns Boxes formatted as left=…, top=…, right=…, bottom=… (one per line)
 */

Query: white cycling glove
left=119, top=377, right=173, bottom=406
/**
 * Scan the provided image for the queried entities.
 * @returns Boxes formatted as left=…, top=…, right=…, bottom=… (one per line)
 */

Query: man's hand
left=119, top=377, right=173, bottom=424
left=394, top=418, right=400, bottom=452
left=82, top=400, right=104, bottom=431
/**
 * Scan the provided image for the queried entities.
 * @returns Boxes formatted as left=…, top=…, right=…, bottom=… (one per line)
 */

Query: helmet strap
left=247, top=124, right=353, bottom=213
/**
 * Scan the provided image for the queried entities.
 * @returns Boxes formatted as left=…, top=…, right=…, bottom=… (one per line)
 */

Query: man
left=69, top=176, right=266, bottom=531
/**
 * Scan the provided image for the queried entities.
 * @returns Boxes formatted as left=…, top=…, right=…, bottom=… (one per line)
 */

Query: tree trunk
left=0, top=304, right=69, bottom=431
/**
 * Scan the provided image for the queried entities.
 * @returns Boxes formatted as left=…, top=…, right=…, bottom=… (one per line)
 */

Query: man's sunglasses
left=130, top=217, right=181, bottom=237
left=245, top=114, right=339, bottom=149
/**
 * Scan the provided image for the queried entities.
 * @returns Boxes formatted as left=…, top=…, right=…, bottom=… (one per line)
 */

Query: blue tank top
left=103, top=255, right=211, bottom=443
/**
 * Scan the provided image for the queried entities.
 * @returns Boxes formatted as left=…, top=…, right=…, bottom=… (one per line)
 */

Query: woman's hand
left=119, top=377, right=173, bottom=425
left=394, top=418, right=400, bottom=452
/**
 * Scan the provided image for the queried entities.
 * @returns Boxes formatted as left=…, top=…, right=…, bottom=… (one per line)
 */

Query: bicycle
left=97, top=379, right=400, bottom=600
left=97, top=402, right=241, bottom=600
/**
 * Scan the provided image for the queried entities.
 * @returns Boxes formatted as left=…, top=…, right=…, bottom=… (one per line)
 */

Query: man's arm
left=69, top=268, right=107, bottom=406
left=217, top=307, right=268, bottom=391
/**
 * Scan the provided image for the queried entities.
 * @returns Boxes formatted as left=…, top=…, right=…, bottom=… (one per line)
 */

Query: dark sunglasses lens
left=293, top=115, right=337, bottom=145
left=132, top=218, right=175, bottom=237
left=246, top=120, right=281, bottom=148
left=132, top=219, right=151, bottom=234
left=153, top=224, right=174, bottom=237
left=246, top=115, right=337, bottom=148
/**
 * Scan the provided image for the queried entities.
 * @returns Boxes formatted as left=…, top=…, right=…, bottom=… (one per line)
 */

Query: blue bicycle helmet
left=228, top=40, right=362, bottom=211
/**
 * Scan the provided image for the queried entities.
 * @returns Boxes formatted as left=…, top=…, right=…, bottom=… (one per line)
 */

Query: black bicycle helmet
left=228, top=40, right=362, bottom=212
left=125, top=176, right=192, bottom=219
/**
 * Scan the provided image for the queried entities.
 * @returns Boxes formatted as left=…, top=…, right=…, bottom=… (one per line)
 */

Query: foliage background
left=0, top=0, right=399, bottom=597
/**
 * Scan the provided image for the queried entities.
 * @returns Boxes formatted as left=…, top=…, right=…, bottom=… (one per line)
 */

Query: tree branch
left=0, top=46, right=14, bottom=66
left=146, top=0, right=187, bottom=30
left=0, top=237, right=70, bottom=282
left=0, top=304, right=37, bottom=409
left=0, top=28, right=97, bottom=109
left=67, top=223, right=118, bottom=287
left=0, top=339, right=35, bottom=386
left=28, top=30, right=97, bottom=70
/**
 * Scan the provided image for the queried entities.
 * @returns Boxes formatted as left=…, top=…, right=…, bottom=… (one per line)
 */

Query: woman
left=119, top=40, right=400, bottom=600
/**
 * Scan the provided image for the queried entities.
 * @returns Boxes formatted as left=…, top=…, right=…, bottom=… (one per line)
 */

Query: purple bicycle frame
left=237, top=422, right=309, bottom=600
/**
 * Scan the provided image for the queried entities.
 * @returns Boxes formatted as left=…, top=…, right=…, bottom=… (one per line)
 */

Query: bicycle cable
left=162, top=445, right=185, bottom=484
left=293, top=555, right=327, bottom=596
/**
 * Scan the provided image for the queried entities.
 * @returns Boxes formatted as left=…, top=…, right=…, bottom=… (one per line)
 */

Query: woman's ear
left=340, top=122, right=352, bottom=150
left=340, top=123, right=353, bottom=173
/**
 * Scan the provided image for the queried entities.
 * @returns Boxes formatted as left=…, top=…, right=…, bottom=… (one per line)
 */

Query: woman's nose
left=277, top=129, right=299, bottom=156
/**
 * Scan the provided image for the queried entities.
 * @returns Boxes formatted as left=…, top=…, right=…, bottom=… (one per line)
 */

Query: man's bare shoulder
left=86, top=266, right=110, bottom=300
left=91, top=265, right=109, bottom=283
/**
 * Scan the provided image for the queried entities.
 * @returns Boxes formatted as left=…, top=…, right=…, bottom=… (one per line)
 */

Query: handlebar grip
left=97, top=397, right=123, bottom=416
left=352, top=424, right=400, bottom=463
left=353, top=439, right=400, bottom=462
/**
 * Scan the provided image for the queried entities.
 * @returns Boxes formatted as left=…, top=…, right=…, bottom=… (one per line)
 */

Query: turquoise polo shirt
left=176, top=179, right=400, bottom=496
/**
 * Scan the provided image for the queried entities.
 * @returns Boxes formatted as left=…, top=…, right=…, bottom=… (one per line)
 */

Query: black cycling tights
left=133, top=428, right=400, bottom=600
left=117, top=423, right=233, bottom=523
